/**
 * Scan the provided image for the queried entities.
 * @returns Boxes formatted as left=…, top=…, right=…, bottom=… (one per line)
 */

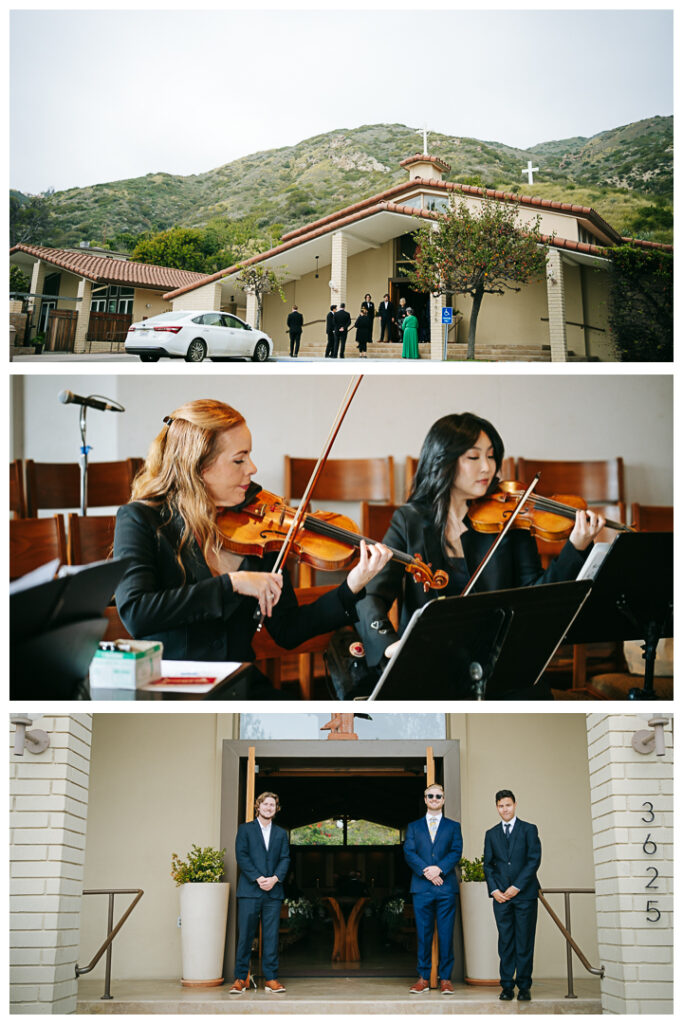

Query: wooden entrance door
left=46, top=309, right=77, bottom=351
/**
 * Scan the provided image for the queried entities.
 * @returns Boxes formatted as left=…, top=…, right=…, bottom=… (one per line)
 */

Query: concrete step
left=287, top=341, right=589, bottom=362
left=77, top=977, right=602, bottom=1014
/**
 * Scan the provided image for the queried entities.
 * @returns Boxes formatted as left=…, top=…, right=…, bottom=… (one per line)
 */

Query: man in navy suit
left=230, top=792, right=290, bottom=995
left=483, top=790, right=541, bottom=1002
left=403, top=782, right=463, bottom=994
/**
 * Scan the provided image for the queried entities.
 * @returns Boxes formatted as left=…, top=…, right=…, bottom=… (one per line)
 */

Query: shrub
left=170, top=845, right=226, bottom=886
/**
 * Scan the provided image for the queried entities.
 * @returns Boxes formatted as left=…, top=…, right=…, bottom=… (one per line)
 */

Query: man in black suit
left=333, top=302, right=351, bottom=358
left=230, top=792, right=290, bottom=995
left=377, top=293, right=393, bottom=342
left=325, top=305, right=337, bottom=357
left=286, top=305, right=303, bottom=357
left=483, top=790, right=541, bottom=1003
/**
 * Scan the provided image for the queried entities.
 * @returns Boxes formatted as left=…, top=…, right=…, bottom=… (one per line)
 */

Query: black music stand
left=565, top=532, right=673, bottom=700
left=10, top=558, right=128, bottom=700
left=366, top=580, right=592, bottom=701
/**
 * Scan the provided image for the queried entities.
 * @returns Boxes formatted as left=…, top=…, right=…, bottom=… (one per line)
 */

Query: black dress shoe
left=499, top=989, right=514, bottom=1000
left=517, top=990, right=531, bottom=1001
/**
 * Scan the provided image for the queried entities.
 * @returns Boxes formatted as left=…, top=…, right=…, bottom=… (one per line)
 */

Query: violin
left=467, top=480, right=635, bottom=542
left=215, top=489, right=449, bottom=592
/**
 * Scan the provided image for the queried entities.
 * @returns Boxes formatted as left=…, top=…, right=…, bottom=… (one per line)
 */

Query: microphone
left=58, top=390, right=124, bottom=413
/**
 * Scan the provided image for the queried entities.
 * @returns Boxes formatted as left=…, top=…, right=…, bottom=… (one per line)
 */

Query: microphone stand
left=79, top=406, right=90, bottom=516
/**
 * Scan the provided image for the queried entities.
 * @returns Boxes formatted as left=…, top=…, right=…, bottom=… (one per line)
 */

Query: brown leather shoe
left=409, top=977, right=430, bottom=993
left=441, top=979, right=454, bottom=994
left=229, top=979, right=247, bottom=994
left=264, top=979, right=286, bottom=993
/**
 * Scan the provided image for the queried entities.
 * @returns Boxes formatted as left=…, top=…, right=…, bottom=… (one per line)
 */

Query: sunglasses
left=426, top=793, right=444, bottom=800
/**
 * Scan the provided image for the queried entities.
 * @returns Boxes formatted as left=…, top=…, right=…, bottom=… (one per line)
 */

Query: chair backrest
left=25, top=458, right=141, bottom=516
left=68, top=514, right=116, bottom=565
left=360, top=501, right=400, bottom=542
left=10, top=459, right=26, bottom=518
left=284, top=456, right=395, bottom=504
left=10, top=515, right=67, bottom=580
left=516, top=457, right=625, bottom=505
left=630, top=503, right=673, bottom=532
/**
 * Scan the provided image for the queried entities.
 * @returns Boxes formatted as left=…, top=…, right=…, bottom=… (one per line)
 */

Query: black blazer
left=378, top=301, right=393, bottom=321
left=483, top=819, right=541, bottom=900
left=287, top=311, right=303, bottom=332
left=355, top=500, right=589, bottom=666
left=333, top=308, right=351, bottom=332
left=113, top=487, right=362, bottom=661
left=362, top=301, right=375, bottom=321
left=235, top=819, right=290, bottom=900
left=326, top=311, right=337, bottom=333
left=354, top=314, right=372, bottom=344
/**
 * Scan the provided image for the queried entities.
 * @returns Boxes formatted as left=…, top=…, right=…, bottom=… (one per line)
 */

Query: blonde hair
left=131, top=399, right=246, bottom=571
left=255, top=791, right=280, bottom=815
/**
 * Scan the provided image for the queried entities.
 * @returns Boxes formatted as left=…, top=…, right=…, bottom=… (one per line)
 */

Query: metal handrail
left=538, top=887, right=604, bottom=998
left=75, top=888, right=144, bottom=1000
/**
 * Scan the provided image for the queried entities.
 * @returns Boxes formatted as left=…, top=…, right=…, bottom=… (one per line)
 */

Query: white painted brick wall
left=586, top=714, right=673, bottom=1014
left=171, top=281, right=222, bottom=311
left=330, top=232, right=348, bottom=307
left=10, top=715, right=93, bottom=1014
left=545, top=249, right=568, bottom=362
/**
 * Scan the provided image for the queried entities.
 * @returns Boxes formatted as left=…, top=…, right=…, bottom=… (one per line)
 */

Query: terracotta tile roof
left=620, top=237, right=672, bottom=252
left=400, top=153, right=452, bottom=173
left=9, top=244, right=207, bottom=290
left=163, top=178, right=671, bottom=300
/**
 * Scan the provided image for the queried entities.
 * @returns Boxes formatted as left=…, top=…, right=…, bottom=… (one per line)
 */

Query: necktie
left=429, top=817, right=439, bottom=840
left=504, top=823, right=511, bottom=844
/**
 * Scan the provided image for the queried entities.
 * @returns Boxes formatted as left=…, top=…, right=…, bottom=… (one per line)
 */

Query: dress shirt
left=258, top=819, right=272, bottom=850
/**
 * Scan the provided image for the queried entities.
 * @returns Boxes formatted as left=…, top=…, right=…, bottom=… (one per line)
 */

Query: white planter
left=179, top=882, right=230, bottom=987
left=460, top=881, right=499, bottom=985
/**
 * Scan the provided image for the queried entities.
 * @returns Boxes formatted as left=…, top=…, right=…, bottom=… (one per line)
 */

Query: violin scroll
left=406, top=555, right=449, bottom=593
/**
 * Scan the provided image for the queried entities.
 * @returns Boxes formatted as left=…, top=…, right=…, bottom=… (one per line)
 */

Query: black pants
left=289, top=331, right=301, bottom=357
left=379, top=318, right=392, bottom=341
left=336, top=330, right=346, bottom=358
left=325, top=331, right=336, bottom=357
left=493, top=896, right=538, bottom=990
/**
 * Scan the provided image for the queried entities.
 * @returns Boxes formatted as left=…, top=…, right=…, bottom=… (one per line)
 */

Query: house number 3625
left=641, top=802, right=661, bottom=923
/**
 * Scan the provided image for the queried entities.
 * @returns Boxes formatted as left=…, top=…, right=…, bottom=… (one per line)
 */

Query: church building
left=164, top=153, right=669, bottom=362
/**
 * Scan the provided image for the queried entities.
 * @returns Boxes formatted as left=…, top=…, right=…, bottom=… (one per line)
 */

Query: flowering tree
left=406, top=199, right=550, bottom=359
left=233, top=263, right=287, bottom=329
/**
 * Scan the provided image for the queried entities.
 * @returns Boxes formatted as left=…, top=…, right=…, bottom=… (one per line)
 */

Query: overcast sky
left=10, top=7, right=673, bottom=194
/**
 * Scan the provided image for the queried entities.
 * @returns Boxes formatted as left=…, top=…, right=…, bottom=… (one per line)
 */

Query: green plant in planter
left=170, top=844, right=226, bottom=885
left=33, top=331, right=45, bottom=351
left=459, top=856, right=486, bottom=882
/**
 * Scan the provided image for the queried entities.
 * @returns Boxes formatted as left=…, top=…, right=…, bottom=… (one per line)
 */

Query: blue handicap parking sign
left=441, top=307, right=453, bottom=324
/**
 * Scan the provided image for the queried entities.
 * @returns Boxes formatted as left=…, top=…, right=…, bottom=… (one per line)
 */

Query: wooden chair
left=25, top=458, right=142, bottom=516
left=10, top=460, right=26, bottom=518
left=67, top=513, right=116, bottom=565
left=630, top=503, right=673, bottom=532
left=284, top=455, right=395, bottom=506
left=534, top=502, right=628, bottom=569
left=360, top=502, right=401, bottom=632
left=251, top=585, right=337, bottom=700
left=10, top=515, right=66, bottom=580
left=515, top=456, right=625, bottom=505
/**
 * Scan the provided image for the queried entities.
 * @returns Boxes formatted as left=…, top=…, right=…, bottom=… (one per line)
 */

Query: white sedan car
left=125, top=310, right=273, bottom=362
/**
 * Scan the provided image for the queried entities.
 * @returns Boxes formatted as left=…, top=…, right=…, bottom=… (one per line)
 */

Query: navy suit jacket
left=404, top=815, right=463, bottom=894
left=483, top=819, right=541, bottom=901
left=235, top=819, right=290, bottom=900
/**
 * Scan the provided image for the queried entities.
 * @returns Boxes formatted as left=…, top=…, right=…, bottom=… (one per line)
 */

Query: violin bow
left=254, top=375, right=364, bottom=629
left=460, top=473, right=541, bottom=597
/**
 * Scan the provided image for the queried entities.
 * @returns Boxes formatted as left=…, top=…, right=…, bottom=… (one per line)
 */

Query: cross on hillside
left=522, top=159, right=539, bottom=186
left=417, top=126, right=429, bottom=153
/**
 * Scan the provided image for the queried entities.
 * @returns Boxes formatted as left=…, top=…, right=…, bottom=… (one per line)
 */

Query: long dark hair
left=409, top=413, right=504, bottom=556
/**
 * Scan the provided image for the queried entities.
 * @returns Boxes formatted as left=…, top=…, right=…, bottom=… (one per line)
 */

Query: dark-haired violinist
left=356, top=412, right=605, bottom=668
left=113, top=399, right=391, bottom=661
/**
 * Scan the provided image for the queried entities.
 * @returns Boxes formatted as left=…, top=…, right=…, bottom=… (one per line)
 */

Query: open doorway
left=220, top=739, right=461, bottom=980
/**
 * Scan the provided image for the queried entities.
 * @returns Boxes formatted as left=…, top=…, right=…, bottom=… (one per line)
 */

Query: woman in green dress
left=401, top=307, right=420, bottom=359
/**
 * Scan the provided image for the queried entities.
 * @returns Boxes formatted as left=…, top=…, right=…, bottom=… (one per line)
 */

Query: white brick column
left=10, top=715, right=93, bottom=1014
left=429, top=292, right=446, bottom=361
left=330, top=231, right=348, bottom=306
left=245, top=290, right=259, bottom=329
left=546, top=249, right=568, bottom=362
left=29, top=260, right=46, bottom=341
left=586, top=714, right=673, bottom=1014
left=72, top=279, right=93, bottom=355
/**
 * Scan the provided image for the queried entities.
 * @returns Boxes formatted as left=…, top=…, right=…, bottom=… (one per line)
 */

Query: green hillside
left=11, top=117, right=673, bottom=249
